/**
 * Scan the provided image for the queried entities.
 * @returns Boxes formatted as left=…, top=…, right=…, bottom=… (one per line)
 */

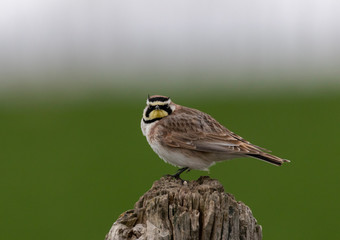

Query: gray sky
left=0, top=0, right=339, bottom=92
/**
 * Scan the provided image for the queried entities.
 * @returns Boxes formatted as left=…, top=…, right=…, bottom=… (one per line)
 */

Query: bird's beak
left=155, top=105, right=160, bottom=110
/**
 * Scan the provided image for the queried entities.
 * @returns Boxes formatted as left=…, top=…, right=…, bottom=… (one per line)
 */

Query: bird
left=141, top=95, right=289, bottom=178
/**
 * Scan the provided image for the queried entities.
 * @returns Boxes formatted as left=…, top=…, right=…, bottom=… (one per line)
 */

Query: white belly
left=149, top=141, right=215, bottom=171
left=141, top=118, right=215, bottom=171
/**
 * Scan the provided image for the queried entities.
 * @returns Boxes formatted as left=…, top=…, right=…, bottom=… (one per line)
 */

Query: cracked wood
left=105, top=176, right=262, bottom=240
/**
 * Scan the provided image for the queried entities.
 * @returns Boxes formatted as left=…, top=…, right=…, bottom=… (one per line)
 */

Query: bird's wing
left=159, top=106, right=269, bottom=154
left=163, top=131, right=262, bottom=154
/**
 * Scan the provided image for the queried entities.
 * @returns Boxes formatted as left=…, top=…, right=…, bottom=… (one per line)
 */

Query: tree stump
left=105, top=176, right=262, bottom=240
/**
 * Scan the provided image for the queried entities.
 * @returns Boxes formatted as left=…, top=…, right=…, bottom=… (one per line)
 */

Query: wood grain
left=105, top=176, right=262, bottom=240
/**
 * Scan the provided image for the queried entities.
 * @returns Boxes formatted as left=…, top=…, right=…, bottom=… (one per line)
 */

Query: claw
left=170, top=167, right=190, bottom=179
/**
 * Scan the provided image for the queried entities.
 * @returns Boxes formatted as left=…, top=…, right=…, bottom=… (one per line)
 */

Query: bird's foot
left=170, top=167, right=190, bottom=180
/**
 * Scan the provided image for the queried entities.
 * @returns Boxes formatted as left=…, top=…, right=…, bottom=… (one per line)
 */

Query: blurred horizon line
left=0, top=73, right=339, bottom=104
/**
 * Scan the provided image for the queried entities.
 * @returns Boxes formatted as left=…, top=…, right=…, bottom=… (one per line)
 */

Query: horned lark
left=141, top=95, right=289, bottom=178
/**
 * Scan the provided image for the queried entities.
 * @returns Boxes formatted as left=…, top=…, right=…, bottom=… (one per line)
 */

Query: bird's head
left=142, top=95, right=175, bottom=123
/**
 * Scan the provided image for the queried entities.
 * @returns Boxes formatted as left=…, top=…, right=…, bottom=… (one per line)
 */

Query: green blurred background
left=1, top=91, right=339, bottom=239
left=1, top=1, right=340, bottom=239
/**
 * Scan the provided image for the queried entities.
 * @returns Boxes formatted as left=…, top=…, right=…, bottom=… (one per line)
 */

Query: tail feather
left=247, top=153, right=290, bottom=166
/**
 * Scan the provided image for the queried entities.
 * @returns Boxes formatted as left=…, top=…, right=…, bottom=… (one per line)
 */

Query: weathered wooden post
left=105, top=176, right=262, bottom=240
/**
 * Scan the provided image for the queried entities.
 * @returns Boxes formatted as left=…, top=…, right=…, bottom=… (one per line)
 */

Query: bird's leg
left=171, top=167, right=189, bottom=179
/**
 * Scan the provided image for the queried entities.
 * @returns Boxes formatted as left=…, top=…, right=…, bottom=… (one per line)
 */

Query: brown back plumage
left=156, top=105, right=289, bottom=166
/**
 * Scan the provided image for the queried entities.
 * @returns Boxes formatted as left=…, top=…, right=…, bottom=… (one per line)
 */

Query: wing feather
left=158, top=106, right=270, bottom=154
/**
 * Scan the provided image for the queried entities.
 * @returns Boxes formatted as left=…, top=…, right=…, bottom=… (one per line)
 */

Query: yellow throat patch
left=149, top=109, right=168, bottom=120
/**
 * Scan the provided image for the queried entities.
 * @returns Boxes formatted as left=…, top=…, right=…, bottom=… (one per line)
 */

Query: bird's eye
left=145, top=105, right=155, bottom=117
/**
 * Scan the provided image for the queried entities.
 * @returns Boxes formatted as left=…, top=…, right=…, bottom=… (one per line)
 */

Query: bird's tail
left=247, top=152, right=290, bottom=166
